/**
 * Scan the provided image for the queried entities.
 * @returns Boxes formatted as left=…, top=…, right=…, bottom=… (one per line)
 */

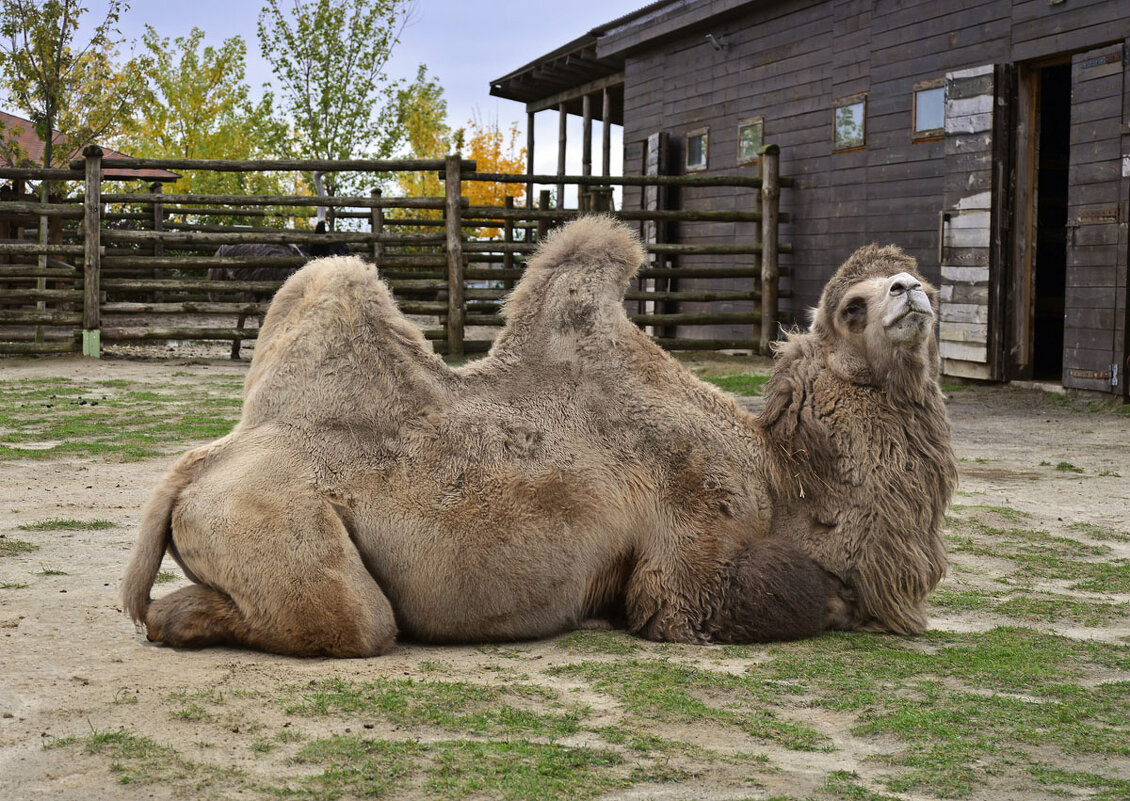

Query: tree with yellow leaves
left=396, top=71, right=526, bottom=238
left=459, top=116, right=525, bottom=237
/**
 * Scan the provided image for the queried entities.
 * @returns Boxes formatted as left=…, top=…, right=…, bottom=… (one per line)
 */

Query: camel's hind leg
left=145, top=495, right=397, bottom=658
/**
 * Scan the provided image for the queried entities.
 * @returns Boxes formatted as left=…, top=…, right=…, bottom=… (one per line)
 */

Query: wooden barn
left=491, top=0, right=1130, bottom=397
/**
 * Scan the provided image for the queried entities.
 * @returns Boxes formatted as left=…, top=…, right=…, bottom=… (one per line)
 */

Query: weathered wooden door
left=938, top=65, right=1002, bottom=382
left=1062, top=42, right=1127, bottom=394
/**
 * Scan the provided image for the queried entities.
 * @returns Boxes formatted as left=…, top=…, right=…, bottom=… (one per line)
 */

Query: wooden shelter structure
left=492, top=0, right=1130, bottom=397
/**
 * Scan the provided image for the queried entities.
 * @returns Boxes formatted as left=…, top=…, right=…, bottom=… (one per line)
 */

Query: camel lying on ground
left=122, top=216, right=956, bottom=656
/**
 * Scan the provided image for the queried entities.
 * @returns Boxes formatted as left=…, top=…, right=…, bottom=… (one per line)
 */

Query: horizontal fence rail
left=1, top=145, right=789, bottom=358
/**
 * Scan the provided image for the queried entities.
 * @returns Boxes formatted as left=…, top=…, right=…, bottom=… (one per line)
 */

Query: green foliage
left=119, top=26, right=293, bottom=217
left=257, top=0, right=415, bottom=195
left=0, top=0, right=142, bottom=168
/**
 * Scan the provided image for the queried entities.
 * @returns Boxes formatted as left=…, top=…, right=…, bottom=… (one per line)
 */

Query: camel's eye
left=842, top=299, right=865, bottom=319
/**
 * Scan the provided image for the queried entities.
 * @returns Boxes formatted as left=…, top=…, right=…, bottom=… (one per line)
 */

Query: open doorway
left=1030, top=63, right=1070, bottom=380
left=1011, top=59, right=1072, bottom=381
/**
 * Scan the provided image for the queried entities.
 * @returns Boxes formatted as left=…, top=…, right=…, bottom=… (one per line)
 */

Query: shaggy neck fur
left=758, top=248, right=957, bottom=635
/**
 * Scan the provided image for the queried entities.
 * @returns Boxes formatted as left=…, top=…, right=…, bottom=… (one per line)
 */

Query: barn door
left=1063, top=42, right=1127, bottom=394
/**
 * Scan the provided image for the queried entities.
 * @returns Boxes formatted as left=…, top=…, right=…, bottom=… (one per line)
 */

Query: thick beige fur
left=121, top=217, right=955, bottom=656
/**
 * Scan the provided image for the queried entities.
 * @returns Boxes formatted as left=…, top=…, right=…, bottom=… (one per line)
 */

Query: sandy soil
left=0, top=354, right=1128, bottom=800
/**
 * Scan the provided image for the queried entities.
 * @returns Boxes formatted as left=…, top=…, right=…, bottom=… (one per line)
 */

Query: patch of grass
left=555, top=629, right=642, bottom=655
left=286, top=677, right=585, bottom=739
left=36, top=568, right=68, bottom=576
left=426, top=740, right=626, bottom=800
left=0, top=537, right=38, bottom=556
left=821, top=769, right=903, bottom=800
left=950, top=504, right=1029, bottom=522
left=153, top=570, right=180, bottom=584
left=170, top=702, right=213, bottom=722
left=550, top=659, right=828, bottom=751
left=1055, top=461, right=1084, bottom=473
left=249, top=739, right=276, bottom=754
left=1030, top=767, right=1130, bottom=801
left=947, top=515, right=1130, bottom=593
left=279, top=736, right=627, bottom=801
left=62, top=728, right=235, bottom=788
left=17, top=518, right=115, bottom=531
left=0, top=377, right=241, bottom=462
left=1, top=581, right=29, bottom=589
left=930, top=587, right=1130, bottom=627
left=1067, top=522, right=1130, bottom=543
left=702, top=373, right=770, bottom=397
left=757, top=628, right=1130, bottom=797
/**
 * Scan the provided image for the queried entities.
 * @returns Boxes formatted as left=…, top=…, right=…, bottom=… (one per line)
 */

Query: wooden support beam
left=582, top=94, right=593, bottom=177
left=526, top=110, right=535, bottom=210
left=525, top=72, right=624, bottom=115
left=82, top=145, right=102, bottom=358
left=557, top=103, right=567, bottom=208
left=602, top=88, right=612, bottom=178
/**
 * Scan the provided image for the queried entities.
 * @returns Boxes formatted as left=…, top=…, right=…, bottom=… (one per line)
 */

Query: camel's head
left=810, top=244, right=939, bottom=390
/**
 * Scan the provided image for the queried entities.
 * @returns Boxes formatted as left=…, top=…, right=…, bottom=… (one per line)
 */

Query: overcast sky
left=106, top=0, right=646, bottom=177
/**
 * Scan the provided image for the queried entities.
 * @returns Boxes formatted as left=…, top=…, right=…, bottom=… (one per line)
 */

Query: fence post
left=503, top=195, right=515, bottom=288
left=82, top=145, right=103, bottom=358
left=758, top=144, right=780, bottom=355
left=537, top=190, right=551, bottom=241
left=150, top=181, right=165, bottom=301
left=444, top=154, right=465, bottom=358
left=370, top=187, right=384, bottom=264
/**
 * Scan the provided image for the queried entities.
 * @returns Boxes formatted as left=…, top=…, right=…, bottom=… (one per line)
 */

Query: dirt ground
left=0, top=353, right=1128, bottom=800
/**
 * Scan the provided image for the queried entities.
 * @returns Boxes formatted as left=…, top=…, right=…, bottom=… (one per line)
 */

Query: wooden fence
left=0, top=146, right=789, bottom=359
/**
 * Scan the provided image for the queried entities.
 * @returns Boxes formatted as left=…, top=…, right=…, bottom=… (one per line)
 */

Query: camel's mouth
left=886, top=306, right=931, bottom=327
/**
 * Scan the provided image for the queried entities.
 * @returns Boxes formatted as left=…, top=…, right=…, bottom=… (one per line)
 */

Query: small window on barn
left=686, top=127, right=709, bottom=171
left=913, top=79, right=945, bottom=141
left=737, top=117, right=764, bottom=165
left=833, top=95, right=866, bottom=151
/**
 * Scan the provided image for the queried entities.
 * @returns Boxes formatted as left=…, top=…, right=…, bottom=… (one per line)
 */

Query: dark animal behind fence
left=210, top=223, right=351, bottom=359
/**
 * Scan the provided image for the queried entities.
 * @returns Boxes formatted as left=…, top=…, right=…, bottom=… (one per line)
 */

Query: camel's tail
left=120, top=449, right=205, bottom=623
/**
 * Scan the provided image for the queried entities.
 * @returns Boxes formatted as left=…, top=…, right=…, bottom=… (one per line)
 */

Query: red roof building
left=0, top=109, right=179, bottom=182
